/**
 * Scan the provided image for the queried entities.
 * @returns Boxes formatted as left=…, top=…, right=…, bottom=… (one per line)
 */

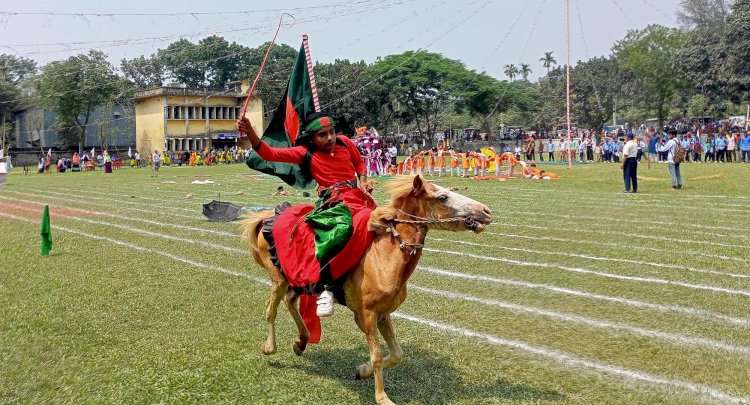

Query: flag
left=91, top=147, right=95, bottom=156
left=246, top=36, right=319, bottom=189
left=40, top=205, right=52, bottom=256
left=47, top=148, right=52, bottom=157
left=128, top=147, right=132, bottom=158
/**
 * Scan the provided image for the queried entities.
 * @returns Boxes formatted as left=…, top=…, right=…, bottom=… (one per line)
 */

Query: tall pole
left=746, top=104, right=749, bottom=131
left=565, top=0, right=572, bottom=168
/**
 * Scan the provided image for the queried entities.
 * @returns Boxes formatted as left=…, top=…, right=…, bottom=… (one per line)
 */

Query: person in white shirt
left=656, top=129, right=682, bottom=189
left=621, top=132, right=639, bottom=193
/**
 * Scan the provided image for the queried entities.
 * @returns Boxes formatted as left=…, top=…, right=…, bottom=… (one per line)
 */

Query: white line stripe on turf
left=409, top=285, right=750, bottom=356
left=392, top=313, right=749, bottom=405
left=9, top=194, right=747, bottom=328
left=422, top=248, right=750, bottom=297
left=484, top=231, right=746, bottom=263
left=0, top=194, right=238, bottom=237
left=0, top=212, right=269, bottom=285
left=428, top=237, right=750, bottom=279
left=0, top=211, right=745, bottom=404
left=11, top=192, right=749, bottom=297
left=418, top=266, right=750, bottom=327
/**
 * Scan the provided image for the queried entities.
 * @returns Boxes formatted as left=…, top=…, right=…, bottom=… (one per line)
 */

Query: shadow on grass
left=269, top=344, right=564, bottom=404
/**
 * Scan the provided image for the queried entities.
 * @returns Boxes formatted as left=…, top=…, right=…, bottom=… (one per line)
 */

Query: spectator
left=152, top=150, right=162, bottom=175
left=740, top=132, right=750, bottom=163
left=621, top=132, right=638, bottom=193
left=547, top=140, right=555, bottom=161
left=657, top=129, right=682, bottom=190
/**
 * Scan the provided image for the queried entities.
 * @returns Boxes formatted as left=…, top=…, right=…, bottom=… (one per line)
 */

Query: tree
left=540, top=51, right=557, bottom=75
left=243, top=43, right=298, bottom=113
left=373, top=51, right=476, bottom=143
left=519, top=63, right=532, bottom=81
left=503, top=64, right=518, bottom=82
left=676, top=0, right=730, bottom=30
left=159, top=39, right=206, bottom=87
left=569, top=57, right=627, bottom=131
left=0, top=54, right=37, bottom=150
left=613, top=25, right=690, bottom=129
left=121, top=55, right=164, bottom=88
left=721, top=0, right=750, bottom=102
left=36, top=50, right=122, bottom=150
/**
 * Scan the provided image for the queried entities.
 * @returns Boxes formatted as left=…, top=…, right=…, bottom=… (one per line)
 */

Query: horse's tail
left=239, top=210, right=275, bottom=263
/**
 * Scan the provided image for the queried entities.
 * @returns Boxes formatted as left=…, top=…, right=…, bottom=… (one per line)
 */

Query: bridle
left=386, top=209, right=479, bottom=254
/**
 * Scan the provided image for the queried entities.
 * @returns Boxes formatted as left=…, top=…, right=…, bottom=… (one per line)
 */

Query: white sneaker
left=316, top=290, right=334, bottom=317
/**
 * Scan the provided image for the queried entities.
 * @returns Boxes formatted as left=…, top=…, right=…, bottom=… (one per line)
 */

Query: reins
left=386, top=210, right=479, bottom=254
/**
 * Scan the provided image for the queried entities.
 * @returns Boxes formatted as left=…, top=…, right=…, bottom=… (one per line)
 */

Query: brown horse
left=240, top=175, right=492, bottom=405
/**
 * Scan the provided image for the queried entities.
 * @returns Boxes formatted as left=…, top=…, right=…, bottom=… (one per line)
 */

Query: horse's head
left=385, top=175, right=492, bottom=233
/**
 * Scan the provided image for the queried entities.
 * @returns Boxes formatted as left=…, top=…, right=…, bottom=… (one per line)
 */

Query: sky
left=0, top=0, right=681, bottom=82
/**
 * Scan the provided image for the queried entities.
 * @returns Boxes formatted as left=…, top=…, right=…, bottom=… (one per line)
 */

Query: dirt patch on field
left=637, top=175, right=663, bottom=182
left=690, top=173, right=726, bottom=181
left=3, top=203, right=103, bottom=219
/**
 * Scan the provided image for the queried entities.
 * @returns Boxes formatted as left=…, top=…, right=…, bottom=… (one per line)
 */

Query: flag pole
left=302, top=34, right=321, bottom=112
left=565, top=0, right=572, bottom=169
left=238, top=13, right=293, bottom=138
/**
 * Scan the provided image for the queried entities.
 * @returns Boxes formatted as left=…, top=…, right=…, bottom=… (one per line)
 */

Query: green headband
left=304, top=116, right=335, bottom=133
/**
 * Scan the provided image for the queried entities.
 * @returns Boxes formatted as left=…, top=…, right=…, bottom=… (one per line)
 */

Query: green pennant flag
left=246, top=37, right=318, bottom=189
left=40, top=204, right=52, bottom=256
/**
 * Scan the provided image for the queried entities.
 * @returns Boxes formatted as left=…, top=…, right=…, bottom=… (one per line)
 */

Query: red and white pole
left=302, top=34, right=321, bottom=113
left=565, top=0, right=572, bottom=168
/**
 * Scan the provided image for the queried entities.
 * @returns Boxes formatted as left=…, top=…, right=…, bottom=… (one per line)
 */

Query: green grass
left=1, top=161, right=750, bottom=404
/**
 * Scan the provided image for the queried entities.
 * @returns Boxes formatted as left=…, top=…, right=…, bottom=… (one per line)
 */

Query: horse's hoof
left=292, top=339, right=308, bottom=356
left=261, top=342, right=276, bottom=355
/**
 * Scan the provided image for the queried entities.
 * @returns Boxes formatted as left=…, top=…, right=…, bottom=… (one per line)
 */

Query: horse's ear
left=412, top=174, right=425, bottom=194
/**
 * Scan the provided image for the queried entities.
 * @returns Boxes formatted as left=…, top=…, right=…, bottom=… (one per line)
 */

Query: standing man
left=547, top=140, right=555, bottom=161
left=657, top=129, right=682, bottom=190
left=621, top=132, right=638, bottom=193
left=740, top=131, right=750, bottom=163
left=152, top=150, right=162, bottom=175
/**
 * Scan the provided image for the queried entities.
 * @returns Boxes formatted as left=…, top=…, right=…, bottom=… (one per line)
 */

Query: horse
left=240, top=174, right=492, bottom=405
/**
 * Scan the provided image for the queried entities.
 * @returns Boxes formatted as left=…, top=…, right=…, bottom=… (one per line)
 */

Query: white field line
left=394, top=313, right=750, bottom=405
left=0, top=194, right=238, bottom=238
left=8, top=194, right=747, bottom=329
left=484, top=231, right=746, bottom=263
left=12, top=191, right=750, bottom=293
left=35, top=198, right=750, bottom=354
left=37, top=189, right=208, bottom=214
left=418, top=266, right=750, bottom=327
left=422, top=248, right=750, bottom=298
left=0, top=212, right=746, bottom=404
left=4, top=202, right=248, bottom=256
left=50, top=186, right=308, bottom=205
left=484, top=209, right=749, bottom=241
left=428, top=237, right=750, bottom=279
left=483, top=183, right=750, bottom=204
left=489, top=218, right=750, bottom=250
left=410, top=285, right=750, bottom=356
left=7, top=190, right=201, bottom=221
left=0, top=212, right=269, bottom=285
left=470, top=189, right=750, bottom=215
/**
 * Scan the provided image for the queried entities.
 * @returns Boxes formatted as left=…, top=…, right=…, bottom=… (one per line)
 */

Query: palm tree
left=540, top=51, right=557, bottom=75
left=520, top=63, right=532, bottom=81
left=503, top=64, right=519, bottom=82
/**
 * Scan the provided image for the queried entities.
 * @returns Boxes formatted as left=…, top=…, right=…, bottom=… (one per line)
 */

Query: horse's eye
left=438, top=195, right=448, bottom=201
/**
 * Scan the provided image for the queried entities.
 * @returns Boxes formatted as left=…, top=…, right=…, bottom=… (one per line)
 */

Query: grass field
left=1, top=160, right=749, bottom=404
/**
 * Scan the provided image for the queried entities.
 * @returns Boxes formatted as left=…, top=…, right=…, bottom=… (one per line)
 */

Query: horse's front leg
left=283, top=290, right=310, bottom=356
left=356, top=311, right=394, bottom=405
left=377, top=315, right=404, bottom=370
left=261, top=280, right=287, bottom=355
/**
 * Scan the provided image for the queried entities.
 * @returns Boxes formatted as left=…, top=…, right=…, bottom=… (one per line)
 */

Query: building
left=134, top=82, right=263, bottom=155
left=13, top=105, right=135, bottom=151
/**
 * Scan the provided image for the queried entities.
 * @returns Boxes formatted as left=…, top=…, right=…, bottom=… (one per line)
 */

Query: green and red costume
left=254, top=133, right=375, bottom=342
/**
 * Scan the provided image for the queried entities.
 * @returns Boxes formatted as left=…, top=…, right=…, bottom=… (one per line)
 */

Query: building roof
left=134, top=86, right=243, bottom=100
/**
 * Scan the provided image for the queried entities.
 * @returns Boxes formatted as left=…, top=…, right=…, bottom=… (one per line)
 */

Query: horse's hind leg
left=283, top=290, right=310, bottom=356
left=261, top=280, right=287, bottom=355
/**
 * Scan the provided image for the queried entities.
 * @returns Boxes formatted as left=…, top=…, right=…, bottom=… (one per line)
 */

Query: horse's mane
left=368, top=175, right=420, bottom=234
left=384, top=175, right=417, bottom=200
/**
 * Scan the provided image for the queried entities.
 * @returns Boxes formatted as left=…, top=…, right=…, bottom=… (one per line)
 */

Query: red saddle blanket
left=270, top=199, right=374, bottom=343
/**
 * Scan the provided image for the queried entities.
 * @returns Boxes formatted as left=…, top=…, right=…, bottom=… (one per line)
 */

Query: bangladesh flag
left=246, top=36, right=319, bottom=189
